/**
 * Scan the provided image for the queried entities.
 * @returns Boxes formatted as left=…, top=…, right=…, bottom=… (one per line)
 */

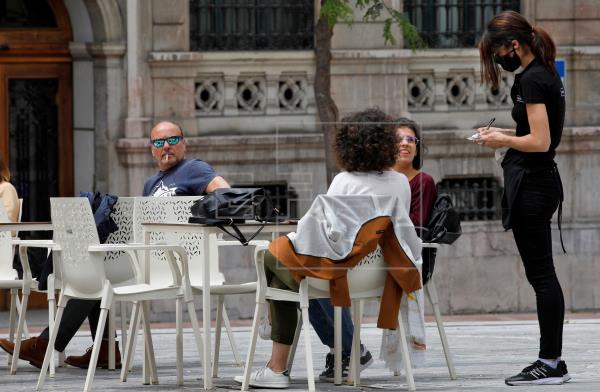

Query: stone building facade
left=1, top=0, right=599, bottom=317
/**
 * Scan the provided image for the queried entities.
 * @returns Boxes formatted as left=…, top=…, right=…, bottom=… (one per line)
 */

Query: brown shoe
left=8, top=336, right=48, bottom=368
left=65, top=340, right=121, bottom=369
left=0, top=338, right=15, bottom=355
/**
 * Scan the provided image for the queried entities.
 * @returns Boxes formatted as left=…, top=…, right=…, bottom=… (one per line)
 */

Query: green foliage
left=320, top=0, right=426, bottom=50
left=320, top=0, right=354, bottom=26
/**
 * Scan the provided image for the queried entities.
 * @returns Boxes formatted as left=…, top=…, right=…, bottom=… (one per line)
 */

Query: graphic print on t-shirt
left=149, top=180, right=178, bottom=197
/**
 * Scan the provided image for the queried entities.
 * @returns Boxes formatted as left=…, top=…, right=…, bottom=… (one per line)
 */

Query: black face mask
left=494, top=47, right=521, bottom=72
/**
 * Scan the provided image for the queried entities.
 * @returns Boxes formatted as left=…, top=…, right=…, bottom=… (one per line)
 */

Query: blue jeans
left=309, top=298, right=354, bottom=356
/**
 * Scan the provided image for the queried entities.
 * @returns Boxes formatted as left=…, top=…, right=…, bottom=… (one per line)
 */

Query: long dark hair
left=479, top=10, right=557, bottom=87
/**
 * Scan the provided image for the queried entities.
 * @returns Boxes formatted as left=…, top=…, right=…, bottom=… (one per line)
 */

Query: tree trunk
left=314, top=1, right=339, bottom=185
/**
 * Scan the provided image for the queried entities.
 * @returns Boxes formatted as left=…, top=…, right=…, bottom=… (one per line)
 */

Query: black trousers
left=511, top=169, right=564, bottom=359
left=40, top=299, right=108, bottom=353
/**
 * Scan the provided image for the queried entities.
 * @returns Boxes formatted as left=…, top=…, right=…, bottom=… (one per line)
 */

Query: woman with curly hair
left=236, top=108, right=418, bottom=388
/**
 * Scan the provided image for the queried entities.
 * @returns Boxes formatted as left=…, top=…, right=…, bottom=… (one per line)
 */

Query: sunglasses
left=151, top=136, right=182, bottom=148
left=399, top=135, right=419, bottom=144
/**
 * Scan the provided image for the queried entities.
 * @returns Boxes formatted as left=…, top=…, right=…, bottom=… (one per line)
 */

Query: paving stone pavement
left=0, top=319, right=598, bottom=391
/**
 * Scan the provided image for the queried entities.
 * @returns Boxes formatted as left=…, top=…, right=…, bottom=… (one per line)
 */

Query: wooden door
left=0, top=0, right=72, bottom=310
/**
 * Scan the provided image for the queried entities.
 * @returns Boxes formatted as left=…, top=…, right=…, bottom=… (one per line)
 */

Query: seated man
left=0, top=121, right=229, bottom=369
left=235, top=108, right=422, bottom=389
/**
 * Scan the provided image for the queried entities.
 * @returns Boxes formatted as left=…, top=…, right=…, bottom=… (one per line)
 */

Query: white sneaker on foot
left=234, top=366, right=290, bottom=389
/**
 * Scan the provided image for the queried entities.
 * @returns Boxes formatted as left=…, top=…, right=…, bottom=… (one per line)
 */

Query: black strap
left=551, top=164, right=567, bottom=254
left=216, top=222, right=266, bottom=246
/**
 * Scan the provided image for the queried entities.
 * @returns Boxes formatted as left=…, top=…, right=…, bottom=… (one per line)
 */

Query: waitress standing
left=476, top=11, right=569, bottom=386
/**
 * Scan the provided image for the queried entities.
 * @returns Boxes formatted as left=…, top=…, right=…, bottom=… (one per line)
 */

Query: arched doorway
left=0, top=0, right=73, bottom=222
left=0, top=0, right=72, bottom=309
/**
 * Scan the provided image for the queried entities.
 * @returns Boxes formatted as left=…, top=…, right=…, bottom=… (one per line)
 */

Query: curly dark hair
left=394, top=117, right=423, bottom=170
left=334, top=108, right=398, bottom=172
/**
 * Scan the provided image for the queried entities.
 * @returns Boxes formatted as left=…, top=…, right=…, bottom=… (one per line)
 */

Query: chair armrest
left=421, top=242, right=440, bottom=249
left=88, top=243, right=186, bottom=287
left=13, top=239, right=60, bottom=250
left=15, top=240, right=59, bottom=285
left=88, top=243, right=183, bottom=253
left=216, top=239, right=270, bottom=247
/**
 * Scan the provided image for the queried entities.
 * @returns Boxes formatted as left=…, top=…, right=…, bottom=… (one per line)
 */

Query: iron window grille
left=403, top=0, right=520, bottom=48
left=437, top=176, right=502, bottom=221
left=190, top=0, right=314, bottom=51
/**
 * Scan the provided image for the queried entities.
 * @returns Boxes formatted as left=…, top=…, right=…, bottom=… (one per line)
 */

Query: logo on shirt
left=150, top=181, right=177, bottom=197
left=560, top=87, right=565, bottom=97
left=516, top=94, right=524, bottom=103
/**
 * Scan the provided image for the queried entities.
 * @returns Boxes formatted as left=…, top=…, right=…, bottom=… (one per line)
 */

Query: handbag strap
left=215, top=221, right=266, bottom=246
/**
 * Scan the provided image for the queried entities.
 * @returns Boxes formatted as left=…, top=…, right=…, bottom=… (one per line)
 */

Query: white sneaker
left=234, top=366, right=290, bottom=389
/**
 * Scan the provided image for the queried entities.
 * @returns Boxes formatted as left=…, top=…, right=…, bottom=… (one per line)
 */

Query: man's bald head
left=150, top=121, right=186, bottom=171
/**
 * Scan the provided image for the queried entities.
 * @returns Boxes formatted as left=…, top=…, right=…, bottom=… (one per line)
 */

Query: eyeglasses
left=399, top=135, right=419, bottom=145
left=151, top=136, right=182, bottom=148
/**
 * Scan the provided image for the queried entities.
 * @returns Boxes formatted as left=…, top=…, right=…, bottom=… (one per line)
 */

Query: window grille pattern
left=407, top=74, right=435, bottom=111
left=278, top=76, right=308, bottom=112
left=403, top=0, right=520, bottom=48
left=195, top=79, right=224, bottom=115
left=438, top=177, right=502, bottom=221
left=190, top=0, right=314, bottom=51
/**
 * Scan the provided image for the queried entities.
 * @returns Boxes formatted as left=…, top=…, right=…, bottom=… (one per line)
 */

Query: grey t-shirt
left=143, top=159, right=217, bottom=196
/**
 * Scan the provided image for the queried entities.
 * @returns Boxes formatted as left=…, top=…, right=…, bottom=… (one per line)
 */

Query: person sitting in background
left=0, top=154, right=19, bottom=224
left=0, top=121, right=230, bottom=370
left=392, top=117, right=438, bottom=284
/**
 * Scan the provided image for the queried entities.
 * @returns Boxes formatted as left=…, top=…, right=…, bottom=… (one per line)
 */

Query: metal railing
left=403, top=0, right=520, bottom=48
left=190, top=0, right=314, bottom=51
left=438, top=177, right=502, bottom=221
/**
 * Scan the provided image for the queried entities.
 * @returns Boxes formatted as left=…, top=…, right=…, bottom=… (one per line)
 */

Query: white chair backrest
left=50, top=198, right=106, bottom=299
left=104, top=197, right=137, bottom=286
left=303, top=195, right=395, bottom=299
left=0, top=202, right=18, bottom=280
left=133, top=196, right=225, bottom=287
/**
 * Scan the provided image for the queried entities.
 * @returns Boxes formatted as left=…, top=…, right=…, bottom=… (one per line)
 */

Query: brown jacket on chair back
left=269, top=216, right=422, bottom=330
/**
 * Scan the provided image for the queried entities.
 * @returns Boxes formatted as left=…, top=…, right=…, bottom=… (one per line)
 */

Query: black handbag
left=189, top=188, right=280, bottom=245
left=422, top=193, right=462, bottom=245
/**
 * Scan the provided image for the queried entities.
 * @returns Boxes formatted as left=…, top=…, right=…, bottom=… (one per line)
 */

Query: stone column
left=125, top=0, right=153, bottom=138
left=89, top=43, right=127, bottom=195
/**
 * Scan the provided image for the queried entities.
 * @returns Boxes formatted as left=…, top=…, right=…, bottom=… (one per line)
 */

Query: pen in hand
left=467, top=118, right=495, bottom=141
left=484, top=117, right=495, bottom=131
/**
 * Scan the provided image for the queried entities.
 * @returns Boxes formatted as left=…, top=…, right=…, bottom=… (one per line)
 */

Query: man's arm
left=206, top=176, right=230, bottom=193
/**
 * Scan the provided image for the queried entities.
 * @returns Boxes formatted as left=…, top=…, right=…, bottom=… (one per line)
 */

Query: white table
left=0, top=222, right=53, bottom=232
left=142, top=221, right=296, bottom=390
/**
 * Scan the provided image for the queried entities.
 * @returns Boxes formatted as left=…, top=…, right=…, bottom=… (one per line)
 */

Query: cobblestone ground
left=0, top=319, right=598, bottom=391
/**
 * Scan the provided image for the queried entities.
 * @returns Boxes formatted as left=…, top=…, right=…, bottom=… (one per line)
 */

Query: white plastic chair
left=35, top=197, right=203, bottom=392
left=102, top=197, right=138, bottom=370
left=132, top=196, right=261, bottom=378
left=241, top=196, right=420, bottom=392
left=0, top=203, right=35, bottom=367
left=10, top=197, right=136, bottom=375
